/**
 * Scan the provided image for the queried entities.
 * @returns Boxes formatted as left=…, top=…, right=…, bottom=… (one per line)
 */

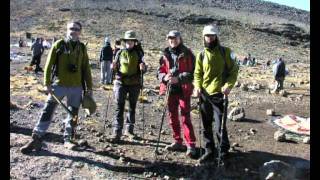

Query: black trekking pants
left=30, top=54, right=42, bottom=70
left=200, top=92, right=230, bottom=153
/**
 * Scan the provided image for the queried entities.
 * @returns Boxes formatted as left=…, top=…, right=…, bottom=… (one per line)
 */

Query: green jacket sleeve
left=82, top=45, right=93, bottom=90
left=43, top=43, right=58, bottom=86
left=224, top=49, right=239, bottom=89
left=193, top=52, right=204, bottom=89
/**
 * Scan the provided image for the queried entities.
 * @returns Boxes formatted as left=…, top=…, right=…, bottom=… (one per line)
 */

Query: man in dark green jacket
left=21, top=21, right=93, bottom=153
left=193, top=25, right=239, bottom=164
left=110, top=30, right=146, bottom=142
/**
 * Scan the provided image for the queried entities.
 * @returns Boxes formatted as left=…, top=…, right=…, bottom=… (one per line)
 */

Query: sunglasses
left=69, top=27, right=81, bottom=32
left=168, top=36, right=177, bottom=40
left=204, top=34, right=216, bottom=38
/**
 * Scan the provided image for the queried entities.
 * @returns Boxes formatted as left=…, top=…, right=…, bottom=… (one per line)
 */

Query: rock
left=77, top=139, right=88, bottom=147
left=232, top=143, right=239, bottom=147
left=299, top=81, right=304, bottom=85
left=144, top=172, right=153, bottom=178
left=244, top=135, right=250, bottom=140
left=290, top=83, right=296, bottom=88
left=73, top=162, right=84, bottom=168
left=234, top=81, right=241, bottom=87
left=244, top=168, right=249, bottom=173
left=149, top=124, right=156, bottom=129
left=296, top=95, right=303, bottom=101
left=228, top=106, right=245, bottom=121
left=164, top=175, right=170, bottom=180
left=259, top=160, right=296, bottom=180
left=266, top=89, right=271, bottom=94
left=179, top=15, right=226, bottom=25
left=266, top=109, right=275, bottom=116
left=274, top=130, right=286, bottom=142
left=240, top=83, right=248, bottom=91
left=148, top=131, right=154, bottom=136
left=161, top=130, right=166, bottom=135
left=95, top=132, right=103, bottom=137
left=279, top=90, right=288, bottom=97
left=250, top=128, right=257, bottom=135
left=265, top=172, right=275, bottom=180
left=303, top=137, right=310, bottom=144
left=59, top=8, right=71, bottom=12
left=106, top=147, right=113, bottom=151
left=238, top=129, right=243, bottom=133
left=119, top=157, right=125, bottom=163
left=255, top=83, right=262, bottom=90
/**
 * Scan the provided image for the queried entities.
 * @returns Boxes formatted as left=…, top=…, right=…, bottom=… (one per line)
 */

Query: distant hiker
left=19, top=38, right=23, bottom=47
left=157, top=30, right=197, bottom=157
left=110, top=30, right=146, bottom=142
left=20, top=21, right=93, bottom=153
left=271, top=57, right=286, bottom=93
left=113, top=38, right=122, bottom=59
left=242, top=56, right=248, bottom=66
left=193, top=25, right=239, bottom=163
left=30, top=37, right=45, bottom=73
left=99, top=36, right=113, bottom=84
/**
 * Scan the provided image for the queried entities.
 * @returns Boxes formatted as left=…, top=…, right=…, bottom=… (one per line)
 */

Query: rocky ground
left=10, top=0, right=310, bottom=179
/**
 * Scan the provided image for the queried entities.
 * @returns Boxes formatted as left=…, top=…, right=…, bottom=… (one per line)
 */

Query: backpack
left=199, top=46, right=230, bottom=83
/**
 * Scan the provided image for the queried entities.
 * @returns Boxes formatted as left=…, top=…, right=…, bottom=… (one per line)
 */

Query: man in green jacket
left=193, top=25, right=239, bottom=163
left=110, top=30, right=146, bottom=142
left=21, top=21, right=93, bottom=153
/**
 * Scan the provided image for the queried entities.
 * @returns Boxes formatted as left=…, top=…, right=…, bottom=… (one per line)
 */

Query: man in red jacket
left=157, top=30, right=197, bottom=157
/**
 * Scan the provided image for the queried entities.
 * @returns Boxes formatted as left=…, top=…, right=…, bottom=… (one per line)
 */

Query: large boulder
left=259, top=160, right=296, bottom=180
left=228, top=106, right=245, bottom=121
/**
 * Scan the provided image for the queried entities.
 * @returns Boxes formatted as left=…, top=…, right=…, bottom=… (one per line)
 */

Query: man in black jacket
left=271, top=57, right=286, bottom=93
left=100, top=37, right=114, bottom=84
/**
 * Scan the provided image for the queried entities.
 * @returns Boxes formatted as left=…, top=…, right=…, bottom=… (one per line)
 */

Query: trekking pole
left=198, top=96, right=203, bottom=157
left=104, top=89, right=111, bottom=131
left=50, top=92, right=78, bottom=140
left=104, top=69, right=114, bottom=130
left=140, top=71, right=145, bottom=139
left=154, top=84, right=171, bottom=157
left=217, top=94, right=228, bottom=167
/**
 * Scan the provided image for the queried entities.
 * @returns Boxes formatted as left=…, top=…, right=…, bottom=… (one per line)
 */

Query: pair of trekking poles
left=199, top=90, right=228, bottom=167
left=154, top=86, right=228, bottom=167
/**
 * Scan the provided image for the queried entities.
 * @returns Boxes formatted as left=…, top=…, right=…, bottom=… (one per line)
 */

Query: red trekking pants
left=167, top=94, right=196, bottom=148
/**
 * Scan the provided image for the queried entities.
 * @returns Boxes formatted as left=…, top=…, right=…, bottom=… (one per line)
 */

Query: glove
left=221, top=86, right=231, bottom=96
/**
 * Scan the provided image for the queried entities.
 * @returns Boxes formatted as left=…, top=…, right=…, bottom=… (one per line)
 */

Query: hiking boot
left=64, top=141, right=76, bottom=150
left=165, top=142, right=186, bottom=152
left=20, top=133, right=42, bottom=154
left=198, top=149, right=214, bottom=164
left=124, top=131, right=137, bottom=140
left=109, top=133, right=121, bottom=143
left=186, top=146, right=197, bottom=157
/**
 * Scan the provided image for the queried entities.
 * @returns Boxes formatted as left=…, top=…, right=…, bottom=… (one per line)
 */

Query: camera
left=68, top=64, right=78, bottom=73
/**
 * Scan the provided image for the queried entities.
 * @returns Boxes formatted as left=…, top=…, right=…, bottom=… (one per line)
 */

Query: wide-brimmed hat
left=82, top=95, right=97, bottom=115
left=121, top=30, right=138, bottom=41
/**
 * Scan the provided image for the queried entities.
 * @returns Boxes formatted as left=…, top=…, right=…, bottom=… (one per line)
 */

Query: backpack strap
left=51, top=40, right=67, bottom=82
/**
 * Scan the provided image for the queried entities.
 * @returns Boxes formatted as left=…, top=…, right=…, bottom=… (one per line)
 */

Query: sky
left=263, top=0, right=310, bottom=11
